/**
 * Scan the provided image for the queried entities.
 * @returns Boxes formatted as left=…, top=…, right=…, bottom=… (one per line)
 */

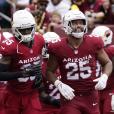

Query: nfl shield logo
left=30, top=49, right=33, bottom=54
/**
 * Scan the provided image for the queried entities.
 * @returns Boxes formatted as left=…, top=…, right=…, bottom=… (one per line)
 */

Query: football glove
left=40, top=95, right=60, bottom=107
left=54, top=80, right=75, bottom=100
left=22, top=64, right=41, bottom=77
left=93, top=74, right=108, bottom=90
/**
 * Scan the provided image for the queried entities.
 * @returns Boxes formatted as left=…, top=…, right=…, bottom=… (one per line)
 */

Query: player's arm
left=39, top=90, right=60, bottom=107
left=93, top=48, right=113, bottom=90
left=46, top=54, right=59, bottom=83
left=46, top=54, right=75, bottom=100
left=0, top=56, right=38, bottom=81
left=33, top=72, right=60, bottom=107
left=0, top=56, right=22, bottom=80
left=97, top=48, right=112, bottom=76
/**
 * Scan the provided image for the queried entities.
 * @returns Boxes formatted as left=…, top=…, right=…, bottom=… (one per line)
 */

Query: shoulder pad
left=3, top=32, right=13, bottom=39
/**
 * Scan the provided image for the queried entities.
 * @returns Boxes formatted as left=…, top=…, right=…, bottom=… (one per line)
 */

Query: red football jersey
left=0, top=32, right=45, bottom=93
left=104, top=45, right=114, bottom=90
left=48, top=35, right=104, bottom=93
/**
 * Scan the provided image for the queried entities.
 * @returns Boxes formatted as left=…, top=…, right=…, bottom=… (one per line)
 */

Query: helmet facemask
left=13, top=25, right=35, bottom=43
left=63, top=10, right=87, bottom=39
left=69, top=19, right=87, bottom=38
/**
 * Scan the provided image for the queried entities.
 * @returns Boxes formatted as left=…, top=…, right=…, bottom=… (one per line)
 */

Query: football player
left=40, top=32, right=61, bottom=114
left=91, top=25, right=114, bottom=114
left=0, top=10, right=45, bottom=114
left=46, top=10, right=112, bottom=114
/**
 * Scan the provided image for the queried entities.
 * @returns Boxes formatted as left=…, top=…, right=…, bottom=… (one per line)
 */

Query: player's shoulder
left=34, top=32, right=45, bottom=45
left=49, top=37, right=64, bottom=48
left=84, top=34, right=103, bottom=44
left=2, top=32, right=13, bottom=39
left=35, top=32, right=44, bottom=40
left=0, top=32, right=13, bottom=41
left=47, top=38, right=65, bottom=54
left=85, top=34, right=102, bottom=41
left=0, top=32, right=17, bottom=54
left=105, top=44, right=114, bottom=51
left=1, top=32, right=16, bottom=46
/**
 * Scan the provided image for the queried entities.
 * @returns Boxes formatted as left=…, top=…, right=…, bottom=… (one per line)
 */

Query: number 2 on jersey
left=65, top=61, right=92, bottom=80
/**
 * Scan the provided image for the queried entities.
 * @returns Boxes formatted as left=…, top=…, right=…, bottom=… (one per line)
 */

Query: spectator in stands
left=70, top=4, right=79, bottom=10
left=46, top=0, right=71, bottom=18
left=79, top=0, right=104, bottom=23
left=111, top=3, right=114, bottom=16
left=99, top=0, right=114, bottom=24
left=79, top=0, right=101, bottom=12
left=87, top=16, right=96, bottom=33
left=47, top=11, right=62, bottom=32
left=71, top=0, right=84, bottom=7
left=111, top=0, right=114, bottom=15
left=26, top=0, right=50, bottom=34
left=111, top=0, right=114, bottom=3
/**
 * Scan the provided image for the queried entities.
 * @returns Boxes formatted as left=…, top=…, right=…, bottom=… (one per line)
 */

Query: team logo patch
left=74, top=50, right=78, bottom=54
left=30, top=49, right=33, bottom=54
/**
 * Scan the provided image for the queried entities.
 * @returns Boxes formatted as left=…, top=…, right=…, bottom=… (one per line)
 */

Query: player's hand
left=54, top=80, right=75, bottom=100
left=50, top=98, right=60, bottom=107
left=40, top=94, right=60, bottom=107
left=93, top=74, right=108, bottom=90
left=22, top=65, right=41, bottom=77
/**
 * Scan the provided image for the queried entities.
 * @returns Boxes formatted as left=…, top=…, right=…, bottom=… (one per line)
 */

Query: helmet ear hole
left=91, top=26, right=113, bottom=46
left=105, top=31, right=110, bottom=38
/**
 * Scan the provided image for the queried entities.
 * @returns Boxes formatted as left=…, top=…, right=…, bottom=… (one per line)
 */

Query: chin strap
left=72, top=32, right=84, bottom=38
left=16, top=40, right=23, bottom=54
left=16, top=38, right=34, bottom=54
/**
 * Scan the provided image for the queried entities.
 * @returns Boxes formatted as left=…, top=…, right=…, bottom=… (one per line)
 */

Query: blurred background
left=0, top=0, right=114, bottom=42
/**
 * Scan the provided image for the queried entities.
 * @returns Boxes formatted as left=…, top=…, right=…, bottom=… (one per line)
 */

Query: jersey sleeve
left=35, top=33, right=45, bottom=48
left=0, top=36, right=16, bottom=56
left=105, top=45, right=114, bottom=59
left=95, top=37, right=104, bottom=51
left=47, top=42, right=58, bottom=57
left=47, top=37, right=62, bottom=56
left=90, top=36, right=104, bottom=52
left=47, top=43, right=53, bottom=54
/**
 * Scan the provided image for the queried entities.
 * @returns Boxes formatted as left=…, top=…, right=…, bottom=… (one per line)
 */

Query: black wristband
left=0, top=63, right=9, bottom=71
left=0, top=71, right=22, bottom=81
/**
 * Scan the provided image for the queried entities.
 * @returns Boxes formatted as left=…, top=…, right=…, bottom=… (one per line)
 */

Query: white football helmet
left=12, top=10, right=36, bottom=43
left=91, top=26, right=113, bottom=46
left=42, top=32, right=60, bottom=58
left=63, top=10, right=87, bottom=38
